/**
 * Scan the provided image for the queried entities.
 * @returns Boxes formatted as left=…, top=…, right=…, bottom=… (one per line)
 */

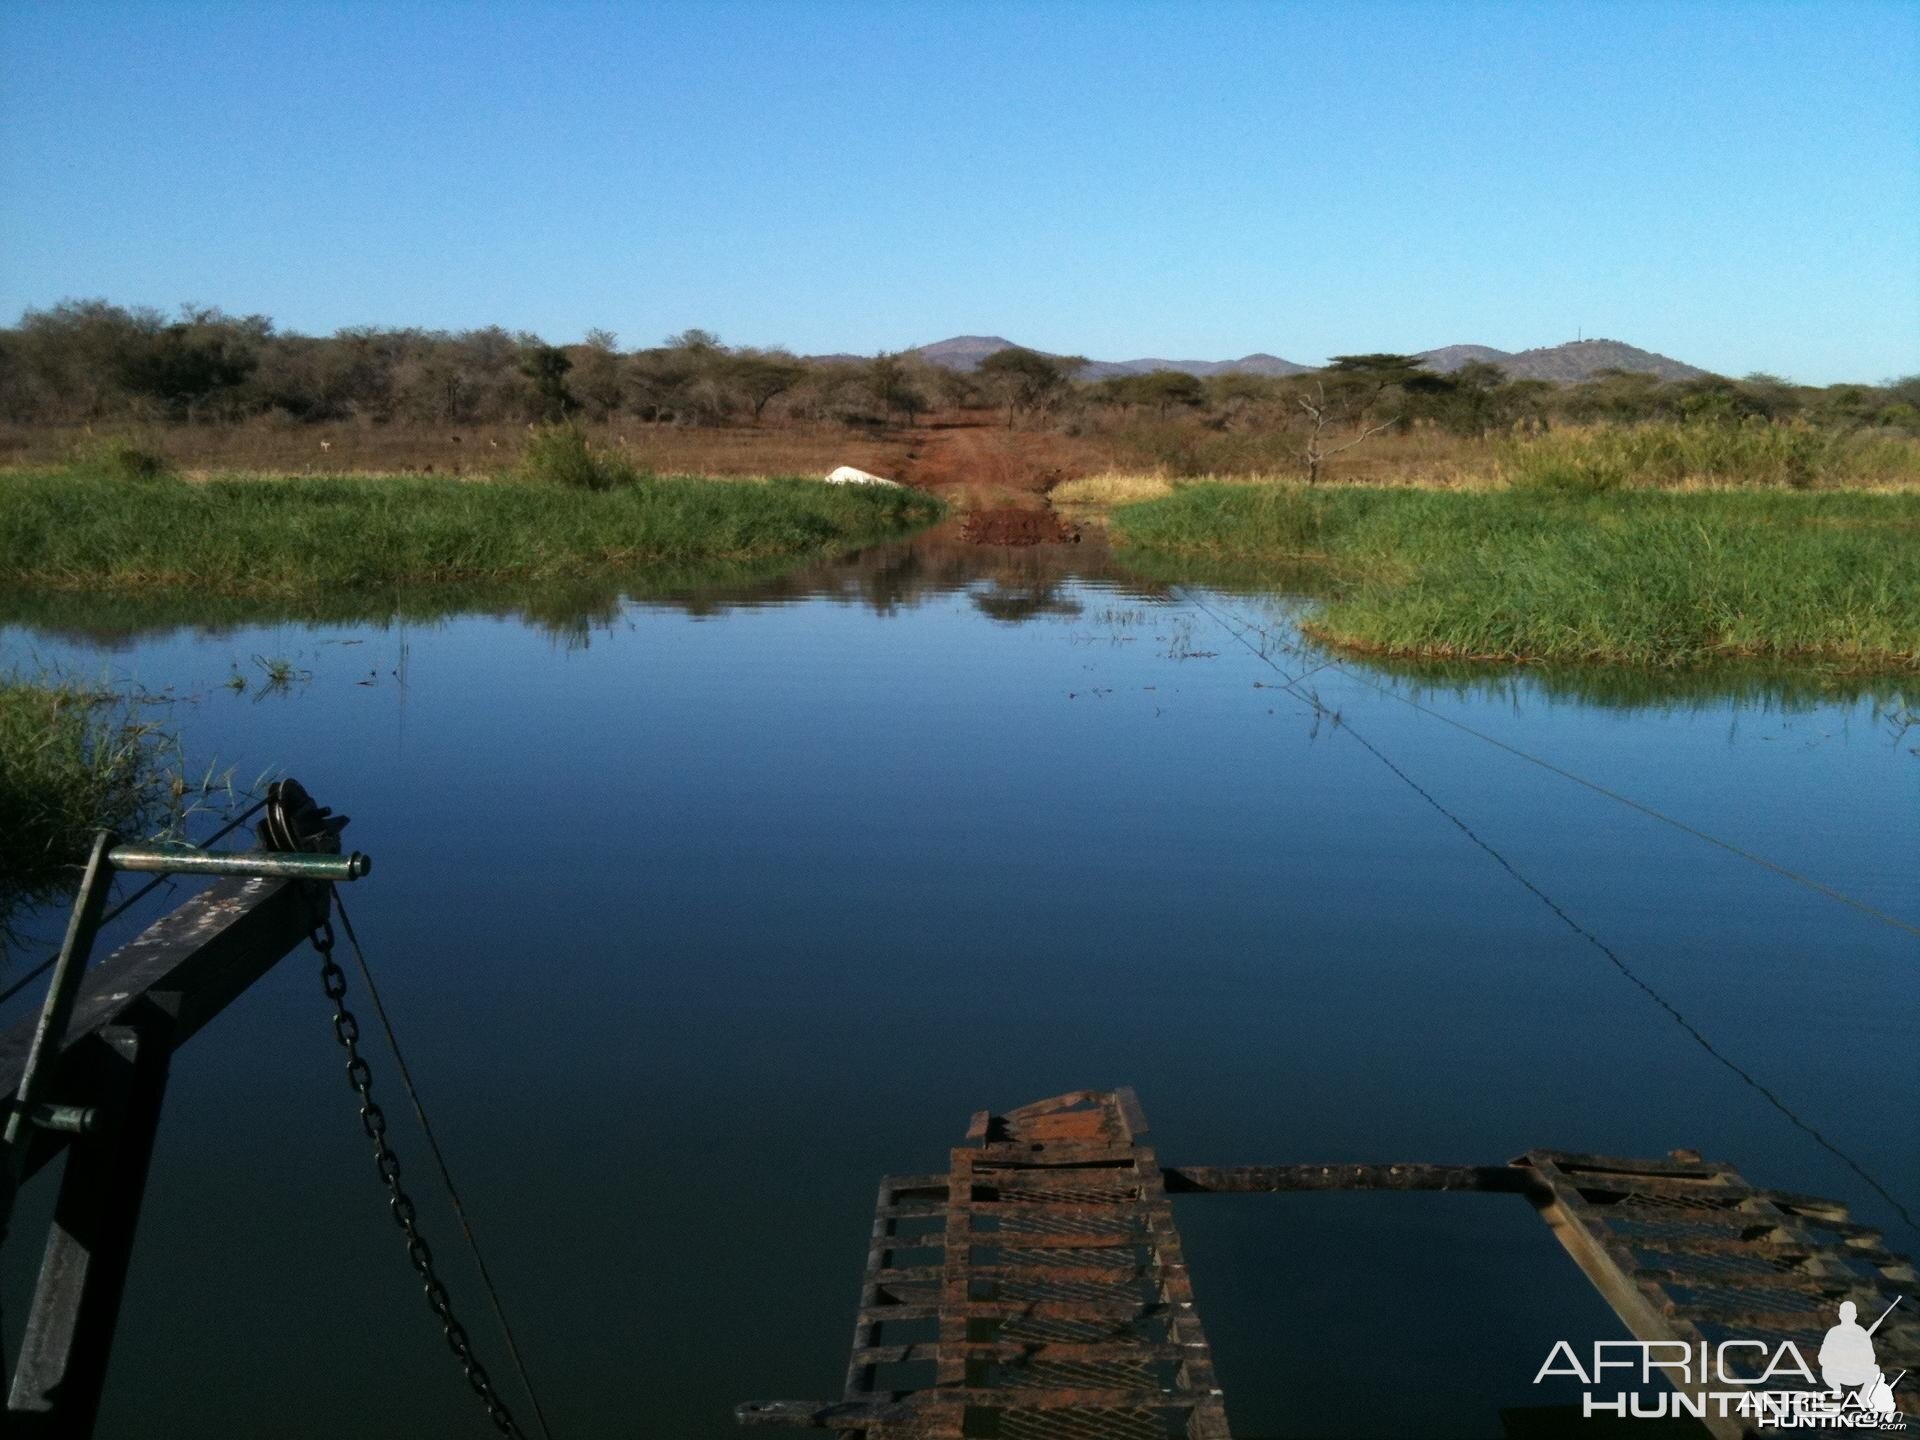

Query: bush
left=67, top=435, right=176, bottom=482
left=516, top=423, right=645, bottom=490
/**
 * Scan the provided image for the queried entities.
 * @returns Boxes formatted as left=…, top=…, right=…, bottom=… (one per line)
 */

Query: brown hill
left=902, top=335, right=1311, bottom=378
left=1488, top=339, right=1704, bottom=383
left=1417, top=344, right=1514, bottom=372
left=820, top=335, right=1706, bottom=384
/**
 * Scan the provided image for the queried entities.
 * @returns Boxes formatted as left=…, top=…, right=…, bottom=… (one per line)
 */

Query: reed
left=0, top=470, right=943, bottom=597
left=0, top=679, right=173, bottom=921
left=1113, top=483, right=1920, bottom=670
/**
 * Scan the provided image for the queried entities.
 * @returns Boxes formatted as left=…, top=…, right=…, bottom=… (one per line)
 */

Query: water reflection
left=0, top=529, right=1914, bottom=1439
left=6, top=527, right=1909, bottom=714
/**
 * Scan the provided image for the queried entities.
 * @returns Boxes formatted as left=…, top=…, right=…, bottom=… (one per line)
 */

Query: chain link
left=306, top=896, right=526, bottom=1438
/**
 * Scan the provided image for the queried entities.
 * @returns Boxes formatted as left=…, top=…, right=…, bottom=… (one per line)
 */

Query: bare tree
left=1296, top=381, right=1397, bottom=485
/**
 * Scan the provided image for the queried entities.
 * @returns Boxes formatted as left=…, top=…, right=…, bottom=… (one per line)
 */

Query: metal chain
left=305, top=896, right=527, bottom=1438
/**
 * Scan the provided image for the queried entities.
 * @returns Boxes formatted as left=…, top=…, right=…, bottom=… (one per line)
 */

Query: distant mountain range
left=853, top=334, right=1705, bottom=384
left=909, top=335, right=1316, bottom=380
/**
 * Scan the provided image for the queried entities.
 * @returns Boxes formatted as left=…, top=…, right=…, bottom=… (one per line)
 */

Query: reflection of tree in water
left=667, top=526, right=1160, bottom=622
left=3, top=531, right=1899, bottom=713
left=519, top=583, right=625, bottom=650
left=971, top=580, right=1082, bottom=624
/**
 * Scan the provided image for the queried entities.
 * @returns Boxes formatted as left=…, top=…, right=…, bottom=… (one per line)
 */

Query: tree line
left=3, top=300, right=1914, bottom=437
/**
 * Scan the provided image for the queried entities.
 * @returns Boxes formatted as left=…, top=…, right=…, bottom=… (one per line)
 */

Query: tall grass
left=516, top=422, right=645, bottom=490
left=65, top=433, right=176, bottom=482
left=0, top=679, right=175, bottom=921
left=0, top=471, right=944, bottom=596
left=1502, top=423, right=1920, bottom=492
left=1114, top=483, right=1920, bottom=670
left=0, top=418, right=915, bottom=483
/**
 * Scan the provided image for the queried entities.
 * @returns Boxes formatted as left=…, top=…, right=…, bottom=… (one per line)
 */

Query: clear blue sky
left=2, top=0, right=1915, bottom=384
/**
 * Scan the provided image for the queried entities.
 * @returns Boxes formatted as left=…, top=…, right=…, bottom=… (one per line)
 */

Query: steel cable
left=1176, top=587, right=1920, bottom=1240
left=0, top=799, right=268, bottom=1011
left=1182, top=591, right=1920, bottom=939
left=326, top=887, right=557, bottom=1440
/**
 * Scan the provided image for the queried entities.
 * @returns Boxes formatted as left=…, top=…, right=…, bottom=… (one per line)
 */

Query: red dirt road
left=893, top=417, right=1097, bottom=543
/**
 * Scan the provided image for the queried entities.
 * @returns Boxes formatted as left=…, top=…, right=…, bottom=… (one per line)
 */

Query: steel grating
left=1522, top=1150, right=1920, bottom=1440
left=737, top=1090, right=1230, bottom=1438
left=739, top=1095, right=1917, bottom=1439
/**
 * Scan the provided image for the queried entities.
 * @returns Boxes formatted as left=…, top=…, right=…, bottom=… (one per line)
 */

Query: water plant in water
left=0, top=678, right=180, bottom=933
left=1113, top=483, right=1920, bottom=671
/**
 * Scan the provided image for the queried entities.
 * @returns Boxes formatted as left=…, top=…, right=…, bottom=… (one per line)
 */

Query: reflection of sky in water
left=1, top=541, right=1914, bottom=1439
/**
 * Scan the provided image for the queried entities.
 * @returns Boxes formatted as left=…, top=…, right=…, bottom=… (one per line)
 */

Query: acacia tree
left=570, top=329, right=627, bottom=420
left=1396, top=359, right=1511, bottom=436
left=1321, top=353, right=1424, bottom=429
left=975, top=347, right=1085, bottom=427
left=518, top=344, right=578, bottom=421
left=865, top=352, right=928, bottom=426
left=1207, top=372, right=1282, bottom=427
left=1133, top=369, right=1206, bottom=418
left=726, top=349, right=805, bottom=422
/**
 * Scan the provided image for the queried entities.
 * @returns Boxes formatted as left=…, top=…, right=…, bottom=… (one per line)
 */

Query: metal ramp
left=1523, top=1149, right=1920, bottom=1429
left=738, top=1089, right=1229, bottom=1438
left=740, top=1091, right=1919, bottom=1440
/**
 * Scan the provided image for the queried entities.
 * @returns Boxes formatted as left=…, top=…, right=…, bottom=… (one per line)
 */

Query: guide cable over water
left=1174, top=587, right=1920, bottom=939
left=1173, top=586, right=1920, bottom=1240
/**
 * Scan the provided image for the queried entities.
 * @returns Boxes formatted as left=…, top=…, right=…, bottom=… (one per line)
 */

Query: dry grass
left=1049, top=463, right=1490, bottom=507
left=1049, top=473, right=1178, bottom=505
left=0, top=420, right=914, bottom=481
left=9, top=417, right=1916, bottom=494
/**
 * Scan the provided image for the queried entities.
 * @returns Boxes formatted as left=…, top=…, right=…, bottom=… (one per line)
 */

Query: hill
left=903, top=336, right=1311, bottom=378
left=1417, top=344, right=1514, bottom=372
left=1417, top=340, right=1703, bottom=381
left=823, top=335, right=1707, bottom=383
left=1486, top=339, right=1704, bottom=383
left=910, top=335, right=1025, bottom=370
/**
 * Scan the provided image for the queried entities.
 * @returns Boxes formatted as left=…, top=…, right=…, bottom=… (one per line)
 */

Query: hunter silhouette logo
left=1535, top=1294, right=1909, bottom=1428
left=1822, top=1298, right=1905, bottom=1418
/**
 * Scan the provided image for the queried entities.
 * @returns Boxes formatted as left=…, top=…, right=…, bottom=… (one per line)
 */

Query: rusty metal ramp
left=740, top=1092, right=1918, bottom=1439
left=1522, top=1149, right=1920, bottom=1434
left=738, top=1089, right=1229, bottom=1438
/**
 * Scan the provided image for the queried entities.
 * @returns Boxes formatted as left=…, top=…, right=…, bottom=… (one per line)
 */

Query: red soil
left=892, top=416, right=1098, bottom=545
left=960, top=507, right=1082, bottom=547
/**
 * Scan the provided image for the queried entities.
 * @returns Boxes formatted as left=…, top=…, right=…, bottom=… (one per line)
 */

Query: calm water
left=2, top=535, right=1915, bottom=1439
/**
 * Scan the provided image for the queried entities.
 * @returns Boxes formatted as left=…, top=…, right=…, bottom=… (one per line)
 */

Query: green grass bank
left=0, top=679, right=177, bottom=921
left=1112, top=484, right=1920, bottom=671
left=0, top=470, right=943, bottom=597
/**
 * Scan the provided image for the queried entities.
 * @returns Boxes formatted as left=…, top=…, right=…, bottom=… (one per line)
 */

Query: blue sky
left=2, top=0, right=1914, bottom=384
